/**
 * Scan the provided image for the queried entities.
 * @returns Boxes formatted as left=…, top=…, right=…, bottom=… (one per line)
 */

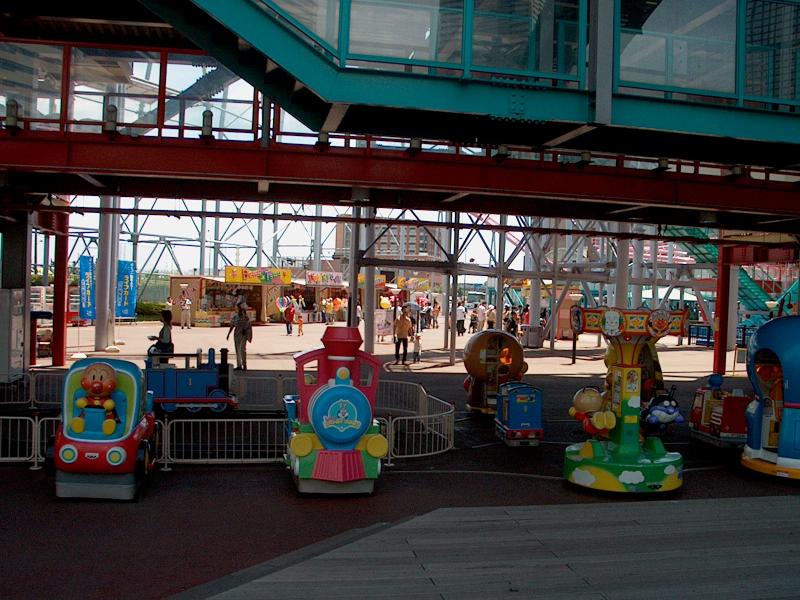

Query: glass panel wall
left=349, top=0, right=463, bottom=65
left=472, top=0, right=580, bottom=77
left=619, top=0, right=736, bottom=94
left=0, top=43, right=63, bottom=130
left=165, top=54, right=255, bottom=140
left=268, top=0, right=340, bottom=50
left=746, top=0, right=799, bottom=102
left=69, top=48, right=160, bottom=134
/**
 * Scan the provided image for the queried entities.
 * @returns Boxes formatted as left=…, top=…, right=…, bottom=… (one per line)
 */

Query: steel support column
left=346, top=194, right=364, bottom=326
left=95, top=197, right=113, bottom=351
left=52, top=213, right=68, bottom=366
left=713, top=246, right=733, bottom=374
left=615, top=222, right=630, bottom=308
left=364, top=207, right=376, bottom=353
left=199, top=200, right=207, bottom=275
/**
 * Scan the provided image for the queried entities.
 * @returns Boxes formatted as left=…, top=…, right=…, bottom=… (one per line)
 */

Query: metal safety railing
left=164, top=418, right=287, bottom=465
left=1, top=376, right=454, bottom=468
left=0, top=375, right=31, bottom=409
left=30, top=370, right=67, bottom=409
left=0, top=416, right=36, bottom=464
left=390, top=395, right=454, bottom=460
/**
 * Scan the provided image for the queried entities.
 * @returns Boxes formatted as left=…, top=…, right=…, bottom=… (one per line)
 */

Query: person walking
left=393, top=308, right=413, bottom=365
left=476, top=301, right=487, bottom=331
left=226, top=303, right=252, bottom=371
left=431, top=301, right=441, bottom=329
left=486, top=305, right=496, bottom=329
left=297, top=313, right=304, bottom=336
left=456, top=301, right=466, bottom=336
left=180, top=292, right=192, bottom=329
left=284, top=302, right=295, bottom=335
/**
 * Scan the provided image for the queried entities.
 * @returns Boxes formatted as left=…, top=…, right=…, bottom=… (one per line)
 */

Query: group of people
left=454, top=301, right=531, bottom=339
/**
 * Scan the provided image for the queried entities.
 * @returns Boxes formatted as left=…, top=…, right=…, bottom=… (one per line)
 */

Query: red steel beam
left=1, top=132, right=799, bottom=217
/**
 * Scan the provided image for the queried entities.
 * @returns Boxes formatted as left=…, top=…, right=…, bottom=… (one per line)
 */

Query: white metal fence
left=2, top=374, right=454, bottom=468
left=0, top=416, right=36, bottom=463
left=30, top=370, right=67, bottom=409
left=165, top=418, right=287, bottom=464
left=0, top=375, right=31, bottom=408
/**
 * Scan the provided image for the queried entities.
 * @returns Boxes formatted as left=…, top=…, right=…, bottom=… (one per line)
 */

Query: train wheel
left=208, top=389, right=229, bottom=413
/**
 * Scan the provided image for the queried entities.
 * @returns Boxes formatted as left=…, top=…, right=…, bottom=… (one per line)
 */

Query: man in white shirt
left=476, top=301, right=487, bottom=331
left=456, top=301, right=466, bottom=336
left=180, top=294, right=192, bottom=329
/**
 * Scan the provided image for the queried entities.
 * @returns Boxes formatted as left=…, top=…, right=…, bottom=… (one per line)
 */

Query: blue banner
left=78, top=255, right=96, bottom=320
left=115, top=260, right=137, bottom=318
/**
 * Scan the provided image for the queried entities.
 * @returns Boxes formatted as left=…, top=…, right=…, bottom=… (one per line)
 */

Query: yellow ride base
left=741, top=455, right=800, bottom=479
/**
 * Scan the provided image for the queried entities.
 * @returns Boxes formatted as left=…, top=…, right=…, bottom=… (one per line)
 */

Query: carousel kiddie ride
left=463, top=330, right=528, bottom=414
left=741, top=316, right=800, bottom=478
left=564, top=307, right=687, bottom=493
left=54, top=358, right=157, bottom=499
left=284, top=327, right=389, bottom=494
left=689, top=373, right=751, bottom=447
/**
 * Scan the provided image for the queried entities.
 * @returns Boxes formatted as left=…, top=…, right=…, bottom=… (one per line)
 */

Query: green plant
left=136, top=301, right=165, bottom=317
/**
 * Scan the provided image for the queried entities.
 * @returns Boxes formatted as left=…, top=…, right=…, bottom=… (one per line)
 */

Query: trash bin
left=522, top=325, right=544, bottom=348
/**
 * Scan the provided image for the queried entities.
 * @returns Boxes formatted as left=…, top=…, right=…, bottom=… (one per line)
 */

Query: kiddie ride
left=54, top=359, right=157, bottom=500
left=463, top=330, right=528, bottom=415
left=284, top=327, right=389, bottom=494
left=565, top=307, right=687, bottom=493
left=689, top=373, right=751, bottom=447
left=494, top=381, right=544, bottom=446
left=741, top=316, right=800, bottom=479
left=144, top=347, right=237, bottom=413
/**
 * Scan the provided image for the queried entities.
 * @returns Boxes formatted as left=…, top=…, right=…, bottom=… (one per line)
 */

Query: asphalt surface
left=3, top=362, right=799, bottom=599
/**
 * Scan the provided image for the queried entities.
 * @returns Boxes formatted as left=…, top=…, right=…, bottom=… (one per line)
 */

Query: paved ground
left=174, top=496, right=800, bottom=600
left=2, top=323, right=782, bottom=600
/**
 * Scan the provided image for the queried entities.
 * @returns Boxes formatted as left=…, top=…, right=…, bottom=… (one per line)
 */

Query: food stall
left=170, top=266, right=292, bottom=327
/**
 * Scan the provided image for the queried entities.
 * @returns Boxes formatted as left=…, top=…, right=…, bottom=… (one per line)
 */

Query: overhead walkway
left=139, top=0, right=800, bottom=167
left=664, top=226, right=772, bottom=317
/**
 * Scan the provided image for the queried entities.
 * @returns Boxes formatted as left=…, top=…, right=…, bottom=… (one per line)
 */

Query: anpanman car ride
left=54, top=358, right=157, bottom=500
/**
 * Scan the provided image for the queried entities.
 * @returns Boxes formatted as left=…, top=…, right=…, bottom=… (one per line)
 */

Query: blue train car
left=144, top=347, right=237, bottom=413
left=742, top=316, right=800, bottom=479
left=494, top=382, right=543, bottom=446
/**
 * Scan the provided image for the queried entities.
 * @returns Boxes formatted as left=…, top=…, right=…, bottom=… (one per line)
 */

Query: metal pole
left=272, top=202, right=279, bottom=265
left=313, top=204, right=323, bottom=271
left=615, top=222, right=630, bottom=308
left=256, top=201, right=264, bottom=268
left=651, top=237, right=659, bottom=308
left=449, top=212, right=459, bottom=365
left=199, top=200, right=207, bottom=275
left=95, top=197, right=113, bottom=350
left=347, top=198, right=362, bottom=326
left=108, top=196, right=120, bottom=345
left=631, top=230, right=643, bottom=307
left=497, top=214, right=507, bottom=312
left=364, top=207, right=376, bottom=353
left=42, top=234, right=50, bottom=287
left=549, top=219, right=559, bottom=350
left=52, top=214, right=69, bottom=366
left=213, top=200, right=221, bottom=276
